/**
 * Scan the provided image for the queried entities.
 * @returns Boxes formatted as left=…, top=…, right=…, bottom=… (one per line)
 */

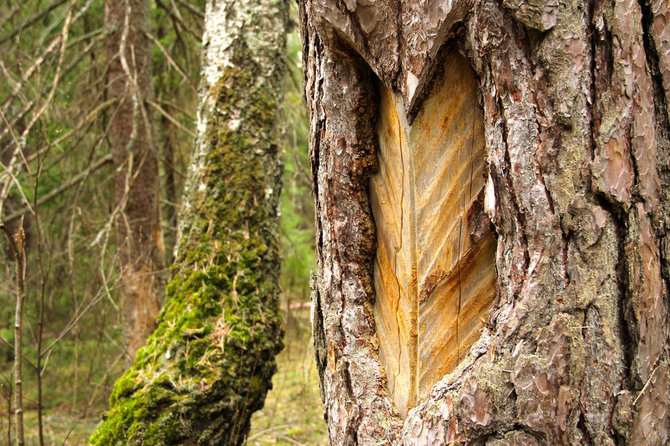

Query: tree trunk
left=302, top=0, right=670, bottom=444
left=160, top=110, right=178, bottom=265
left=105, top=0, right=165, bottom=360
left=89, top=0, right=288, bottom=444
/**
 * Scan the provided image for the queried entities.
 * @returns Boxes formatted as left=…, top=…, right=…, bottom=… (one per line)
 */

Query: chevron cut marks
left=370, top=50, right=497, bottom=416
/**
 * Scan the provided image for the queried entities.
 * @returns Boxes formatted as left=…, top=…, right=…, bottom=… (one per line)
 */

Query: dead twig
left=147, top=99, right=196, bottom=139
left=144, top=31, right=198, bottom=95
left=4, top=154, right=112, bottom=224
left=0, top=0, right=69, bottom=44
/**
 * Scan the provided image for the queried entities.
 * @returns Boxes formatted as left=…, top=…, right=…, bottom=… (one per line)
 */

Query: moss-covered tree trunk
left=302, top=0, right=670, bottom=444
left=105, top=0, right=165, bottom=360
left=89, top=0, right=288, bottom=444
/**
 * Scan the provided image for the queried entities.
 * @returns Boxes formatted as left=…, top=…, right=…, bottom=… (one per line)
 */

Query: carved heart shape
left=370, top=49, right=497, bottom=416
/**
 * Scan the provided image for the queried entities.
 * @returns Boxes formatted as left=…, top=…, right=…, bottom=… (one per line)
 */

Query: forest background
left=0, top=1, right=326, bottom=444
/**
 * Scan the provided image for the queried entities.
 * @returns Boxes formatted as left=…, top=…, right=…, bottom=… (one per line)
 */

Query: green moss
left=89, top=40, right=286, bottom=446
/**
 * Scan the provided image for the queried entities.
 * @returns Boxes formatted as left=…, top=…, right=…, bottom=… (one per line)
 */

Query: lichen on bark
left=89, top=1, right=288, bottom=445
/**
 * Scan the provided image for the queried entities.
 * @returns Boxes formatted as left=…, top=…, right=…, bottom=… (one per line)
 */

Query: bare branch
left=0, top=0, right=69, bottom=44
left=155, top=0, right=201, bottom=40
left=173, top=0, right=204, bottom=20
left=0, top=4, right=75, bottom=216
left=147, top=99, right=196, bottom=138
left=0, top=35, right=62, bottom=109
left=3, top=154, right=112, bottom=224
left=0, top=5, right=21, bottom=31
left=144, top=30, right=198, bottom=95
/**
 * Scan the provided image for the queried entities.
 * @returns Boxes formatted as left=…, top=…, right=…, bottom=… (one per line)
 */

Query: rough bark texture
left=89, top=0, right=288, bottom=444
left=105, top=0, right=165, bottom=359
left=302, top=0, right=670, bottom=444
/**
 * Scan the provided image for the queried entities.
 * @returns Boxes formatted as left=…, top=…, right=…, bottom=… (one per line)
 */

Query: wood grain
left=370, top=50, right=496, bottom=416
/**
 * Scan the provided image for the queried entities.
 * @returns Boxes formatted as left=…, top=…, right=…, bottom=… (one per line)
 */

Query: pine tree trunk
left=105, top=0, right=165, bottom=360
left=89, top=0, right=288, bottom=444
left=302, top=0, right=670, bottom=444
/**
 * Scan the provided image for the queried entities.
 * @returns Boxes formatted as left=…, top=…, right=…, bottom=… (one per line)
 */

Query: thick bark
left=89, top=0, right=288, bottom=444
left=303, top=0, right=670, bottom=444
left=105, top=0, right=165, bottom=359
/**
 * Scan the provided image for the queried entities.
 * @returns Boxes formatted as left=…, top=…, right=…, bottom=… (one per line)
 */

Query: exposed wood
left=370, top=50, right=495, bottom=416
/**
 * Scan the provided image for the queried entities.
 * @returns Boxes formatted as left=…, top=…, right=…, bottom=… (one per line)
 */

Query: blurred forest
left=0, top=1, right=324, bottom=444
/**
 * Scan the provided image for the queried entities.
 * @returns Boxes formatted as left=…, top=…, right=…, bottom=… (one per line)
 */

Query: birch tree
left=89, top=0, right=288, bottom=444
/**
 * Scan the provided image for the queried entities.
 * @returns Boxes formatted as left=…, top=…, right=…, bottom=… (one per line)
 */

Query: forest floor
left=247, top=307, right=328, bottom=445
left=15, top=307, right=327, bottom=445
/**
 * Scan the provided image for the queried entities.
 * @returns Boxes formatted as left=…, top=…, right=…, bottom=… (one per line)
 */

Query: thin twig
left=173, top=0, right=204, bottom=19
left=246, top=425, right=292, bottom=442
left=1, top=4, right=75, bottom=220
left=633, top=360, right=661, bottom=406
left=274, top=433, right=306, bottom=446
left=3, top=154, right=112, bottom=224
left=0, top=0, right=69, bottom=44
left=144, top=31, right=198, bottom=95
left=147, top=99, right=196, bottom=138
left=0, top=336, right=37, bottom=370
left=0, top=6, right=21, bottom=31
left=0, top=109, right=28, bottom=170
left=1, top=36, right=62, bottom=109
left=155, top=0, right=202, bottom=40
